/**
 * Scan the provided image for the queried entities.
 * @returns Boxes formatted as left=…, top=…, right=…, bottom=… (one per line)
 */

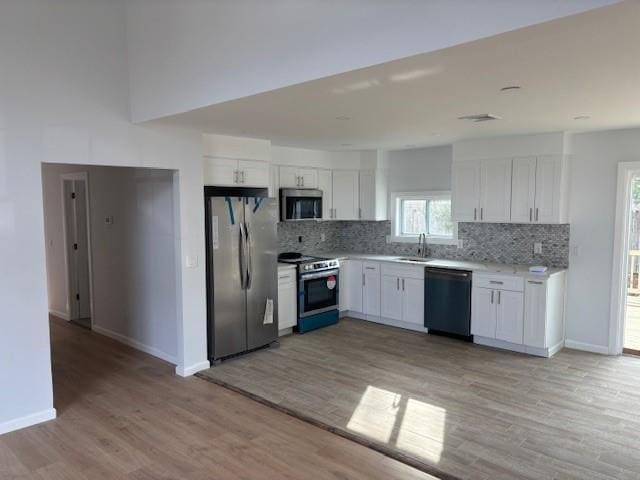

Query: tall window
left=392, top=192, right=455, bottom=243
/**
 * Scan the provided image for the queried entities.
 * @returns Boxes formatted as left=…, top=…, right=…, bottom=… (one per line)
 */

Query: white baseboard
left=49, top=309, right=70, bottom=321
left=92, top=325, right=177, bottom=365
left=175, top=360, right=210, bottom=377
left=0, top=408, right=57, bottom=435
left=564, top=339, right=609, bottom=355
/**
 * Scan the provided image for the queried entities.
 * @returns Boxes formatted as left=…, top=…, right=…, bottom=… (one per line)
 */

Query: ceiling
left=159, top=1, right=640, bottom=151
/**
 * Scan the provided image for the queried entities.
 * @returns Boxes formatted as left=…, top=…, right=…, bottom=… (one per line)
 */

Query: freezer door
left=209, top=196, right=247, bottom=359
left=243, top=197, right=279, bottom=350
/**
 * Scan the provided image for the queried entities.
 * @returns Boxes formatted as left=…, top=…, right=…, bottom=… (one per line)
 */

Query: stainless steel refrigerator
left=205, top=187, right=278, bottom=361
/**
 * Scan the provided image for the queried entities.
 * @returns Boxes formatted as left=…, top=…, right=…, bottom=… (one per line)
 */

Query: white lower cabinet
left=277, top=267, right=297, bottom=333
left=363, top=263, right=381, bottom=316
left=379, top=264, right=424, bottom=325
left=345, top=260, right=363, bottom=312
left=381, top=274, right=403, bottom=321
left=402, top=278, right=424, bottom=325
left=472, top=271, right=566, bottom=357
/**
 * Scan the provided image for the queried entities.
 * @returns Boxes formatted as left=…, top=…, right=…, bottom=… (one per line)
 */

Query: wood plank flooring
left=0, top=317, right=436, bottom=480
left=199, top=318, right=640, bottom=480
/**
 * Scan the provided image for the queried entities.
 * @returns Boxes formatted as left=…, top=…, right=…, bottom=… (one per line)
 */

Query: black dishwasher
left=424, top=267, right=472, bottom=340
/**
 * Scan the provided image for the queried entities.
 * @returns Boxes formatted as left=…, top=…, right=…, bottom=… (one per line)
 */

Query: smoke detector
left=458, top=113, right=502, bottom=123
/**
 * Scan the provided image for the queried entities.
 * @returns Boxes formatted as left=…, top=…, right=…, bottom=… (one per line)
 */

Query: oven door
left=299, top=269, right=339, bottom=318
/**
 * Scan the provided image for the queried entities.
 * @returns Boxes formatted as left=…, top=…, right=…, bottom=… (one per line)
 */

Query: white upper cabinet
left=510, top=155, right=568, bottom=224
left=317, top=169, right=333, bottom=220
left=452, top=160, right=481, bottom=222
left=511, top=157, right=537, bottom=223
left=358, top=170, right=376, bottom=221
left=332, top=170, right=360, bottom=220
left=279, top=166, right=318, bottom=188
left=203, top=157, right=270, bottom=187
left=479, top=158, right=512, bottom=222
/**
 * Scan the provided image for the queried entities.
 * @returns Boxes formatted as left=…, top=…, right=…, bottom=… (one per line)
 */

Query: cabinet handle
left=480, top=207, right=483, bottom=221
left=491, top=290, right=494, bottom=304
left=234, top=170, right=239, bottom=184
left=474, top=208, right=477, bottom=221
left=402, top=278, right=405, bottom=291
left=365, top=266, right=376, bottom=270
left=397, top=278, right=400, bottom=290
left=240, top=171, right=245, bottom=184
left=529, top=208, right=533, bottom=222
left=535, top=208, right=539, bottom=222
left=278, top=275, right=291, bottom=280
left=362, top=273, right=365, bottom=286
left=528, top=280, right=544, bottom=285
left=301, top=176, right=305, bottom=187
left=497, top=290, right=501, bottom=304
left=359, top=208, right=362, bottom=219
left=489, top=280, right=503, bottom=285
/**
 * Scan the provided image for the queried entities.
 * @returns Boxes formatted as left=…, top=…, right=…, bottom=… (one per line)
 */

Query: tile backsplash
left=278, top=221, right=570, bottom=268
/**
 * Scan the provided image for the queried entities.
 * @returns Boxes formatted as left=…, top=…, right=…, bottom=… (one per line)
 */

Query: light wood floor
left=199, top=318, right=640, bottom=480
left=0, top=317, right=436, bottom=480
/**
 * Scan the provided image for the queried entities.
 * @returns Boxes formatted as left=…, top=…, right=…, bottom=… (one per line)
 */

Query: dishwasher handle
left=426, top=267, right=472, bottom=281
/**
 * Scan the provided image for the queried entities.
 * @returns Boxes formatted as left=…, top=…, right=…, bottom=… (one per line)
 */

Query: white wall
left=565, top=128, right=640, bottom=350
left=386, top=145, right=452, bottom=193
left=42, top=164, right=179, bottom=363
left=125, top=0, right=616, bottom=122
left=0, top=0, right=207, bottom=434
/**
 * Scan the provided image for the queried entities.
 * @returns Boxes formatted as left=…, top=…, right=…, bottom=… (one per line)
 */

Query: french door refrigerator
left=205, top=187, right=278, bottom=361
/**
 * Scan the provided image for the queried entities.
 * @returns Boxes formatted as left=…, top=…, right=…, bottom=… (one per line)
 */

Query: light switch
left=105, top=215, right=114, bottom=225
left=185, top=255, right=198, bottom=268
left=534, top=242, right=543, bottom=254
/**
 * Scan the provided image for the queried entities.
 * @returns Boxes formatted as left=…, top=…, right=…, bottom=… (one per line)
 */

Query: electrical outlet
left=298, top=235, right=303, bottom=243
left=457, top=239, right=464, bottom=249
left=105, top=215, right=114, bottom=225
left=534, top=242, right=543, bottom=255
left=320, top=233, right=326, bottom=242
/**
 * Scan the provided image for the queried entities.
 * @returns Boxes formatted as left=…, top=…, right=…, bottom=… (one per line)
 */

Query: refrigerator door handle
left=245, top=221, right=253, bottom=290
left=238, top=221, right=247, bottom=289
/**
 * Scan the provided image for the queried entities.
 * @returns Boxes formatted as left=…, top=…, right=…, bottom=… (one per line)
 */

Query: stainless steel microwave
left=280, top=188, right=322, bottom=221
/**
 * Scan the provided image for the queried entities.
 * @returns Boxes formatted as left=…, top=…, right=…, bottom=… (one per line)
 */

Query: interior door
left=210, top=196, right=247, bottom=359
left=64, top=178, right=91, bottom=323
left=244, top=197, right=279, bottom=350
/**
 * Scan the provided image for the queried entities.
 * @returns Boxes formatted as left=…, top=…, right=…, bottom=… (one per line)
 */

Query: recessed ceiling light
left=573, top=115, right=591, bottom=120
left=335, top=116, right=351, bottom=121
left=500, top=85, right=521, bottom=92
left=458, top=113, right=501, bottom=123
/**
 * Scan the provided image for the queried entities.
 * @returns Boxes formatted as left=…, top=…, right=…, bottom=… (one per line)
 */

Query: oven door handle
left=300, top=269, right=340, bottom=281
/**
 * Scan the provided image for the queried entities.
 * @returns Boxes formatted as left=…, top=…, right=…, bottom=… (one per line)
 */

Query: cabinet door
left=452, top=161, right=481, bottom=222
left=362, top=263, right=380, bottom=316
left=298, top=168, right=318, bottom=188
left=203, top=157, right=238, bottom=186
left=480, top=158, right=512, bottom=222
left=317, top=169, right=333, bottom=220
left=511, top=157, right=536, bottom=223
left=381, top=275, right=403, bottom=321
left=402, top=277, right=424, bottom=325
left=534, top=156, right=562, bottom=223
left=359, top=170, right=376, bottom=220
left=277, top=275, right=297, bottom=330
left=471, top=287, right=496, bottom=338
left=332, top=170, right=360, bottom=220
left=279, top=166, right=300, bottom=188
left=238, top=160, right=270, bottom=187
left=339, top=260, right=348, bottom=311
left=346, top=260, right=363, bottom=313
left=495, top=290, right=524, bottom=344
left=524, top=280, right=547, bottom=348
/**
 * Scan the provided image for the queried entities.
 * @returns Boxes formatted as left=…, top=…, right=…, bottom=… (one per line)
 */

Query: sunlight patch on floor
left=346, top=385, right=402, bottom=443
left=396, top=398, right=446, bottom=463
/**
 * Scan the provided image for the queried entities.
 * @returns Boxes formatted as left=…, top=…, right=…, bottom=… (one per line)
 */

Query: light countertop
left=313, top=252, right=567, bottom=279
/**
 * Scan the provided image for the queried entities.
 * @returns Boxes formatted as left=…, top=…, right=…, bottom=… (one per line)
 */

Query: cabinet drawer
left=381, top=263, right=424, bottom=280
left=474, top=273, right=523, bottom=292
left=278, top=271, right=296, bottom=285
left=363, top=262, right=380, bottom=273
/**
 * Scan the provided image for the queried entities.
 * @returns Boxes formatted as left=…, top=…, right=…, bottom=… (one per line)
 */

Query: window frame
left=389, top=191, right=458, bottom=245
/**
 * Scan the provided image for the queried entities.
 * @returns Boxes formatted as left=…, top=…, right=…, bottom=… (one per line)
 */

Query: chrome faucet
left=417, top=233, right=428, bottom=258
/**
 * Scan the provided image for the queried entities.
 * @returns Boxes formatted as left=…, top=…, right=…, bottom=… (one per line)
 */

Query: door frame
left=60, top=172, right=94, bottom=327
left=609, top=162, right=640, bottom=355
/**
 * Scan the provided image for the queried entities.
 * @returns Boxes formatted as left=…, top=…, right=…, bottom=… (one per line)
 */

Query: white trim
left=49, top=309, right=70, bottom=321
left=60, top=172, right=95, bottom=328
left=0, top=408, right=57, bottom=435
left=609, top=162, right=640, bottom=355
left=175, top=360, right=211, bottom=377
left=564, top=339, right=609, bottom=355
left=92, top=325, right=177, bottom=365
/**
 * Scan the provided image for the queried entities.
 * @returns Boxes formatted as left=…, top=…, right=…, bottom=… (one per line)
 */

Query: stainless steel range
left=278, top=253, right=340, bottom=333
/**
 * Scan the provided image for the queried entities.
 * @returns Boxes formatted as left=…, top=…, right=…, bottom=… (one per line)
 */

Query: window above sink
left=390, top=191, right=458, bottom=245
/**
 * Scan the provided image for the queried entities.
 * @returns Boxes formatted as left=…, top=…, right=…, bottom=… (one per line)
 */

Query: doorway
left=61, top=172, right=93, bottom=329
left=624, top=174, right=640, bottom=353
